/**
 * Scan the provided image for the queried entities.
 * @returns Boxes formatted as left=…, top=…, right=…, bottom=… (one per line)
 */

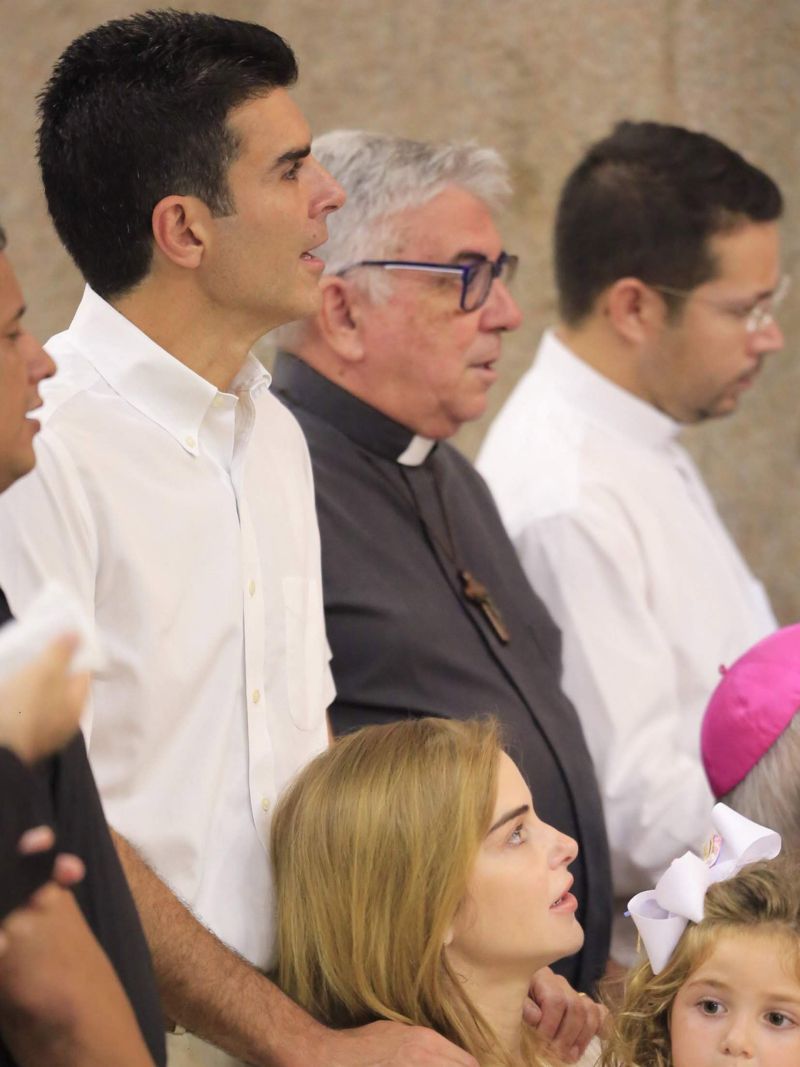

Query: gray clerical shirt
left=273, top=351, right=612, bottom=992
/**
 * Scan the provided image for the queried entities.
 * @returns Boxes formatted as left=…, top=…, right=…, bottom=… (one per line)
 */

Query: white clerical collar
left=397, top=435, right=437, bottom=466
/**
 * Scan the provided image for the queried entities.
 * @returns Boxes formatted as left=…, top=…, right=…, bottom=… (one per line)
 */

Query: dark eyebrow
left=272, top=144, right=311, bottom=169
left=489, top=803, right=529, bottom=834
left=452, top=250, right=490, bottom=265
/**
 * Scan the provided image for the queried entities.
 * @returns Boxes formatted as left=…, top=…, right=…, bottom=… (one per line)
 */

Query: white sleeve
left=0, top=434, right=99, bottom=739
left=516, top=487, right=714, bottom=895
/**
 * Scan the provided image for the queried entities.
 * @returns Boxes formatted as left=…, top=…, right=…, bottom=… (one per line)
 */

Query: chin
left=275, top=285, right=323, bottom=330
left=554, top=920, right=585, bottom=962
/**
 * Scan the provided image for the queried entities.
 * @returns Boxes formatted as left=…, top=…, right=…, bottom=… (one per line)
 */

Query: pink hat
left=701, top=625, right=800, bottom=798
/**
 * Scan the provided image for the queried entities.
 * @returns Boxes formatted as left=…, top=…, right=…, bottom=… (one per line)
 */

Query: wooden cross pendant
left=459, top=570, right=511, bottom=644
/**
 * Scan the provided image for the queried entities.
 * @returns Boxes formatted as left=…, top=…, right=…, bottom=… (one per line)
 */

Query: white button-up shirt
left=0, top=287, right=333, bottom=975
left=478, top=330, right=776, bottom=962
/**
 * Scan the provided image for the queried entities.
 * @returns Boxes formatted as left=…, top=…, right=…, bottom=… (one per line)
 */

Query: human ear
left=605, top=277, right=663, bottom=346
left=151, top=195, right=207, bottom=271
left=443, top=925, right=454, bottom=948
left=317, top=277, right=366, bottom=363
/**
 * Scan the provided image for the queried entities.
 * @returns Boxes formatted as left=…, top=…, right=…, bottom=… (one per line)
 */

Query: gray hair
left=312, top=129, right=510, bottom=275
left=272, top=130, right=510, bottom=351
left=721, top=711, right=800, bottom=851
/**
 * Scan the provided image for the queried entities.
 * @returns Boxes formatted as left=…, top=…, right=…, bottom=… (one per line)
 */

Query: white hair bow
left=627, top=803, right=781, bottom=974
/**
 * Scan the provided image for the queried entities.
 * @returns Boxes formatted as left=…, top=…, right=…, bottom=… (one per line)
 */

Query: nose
left=479, top=278, right=523, bottom=333
left=749, top=316, right=784, bottom=355
left=24, top=332, right=56, bottom=385
left=721, top=1014, right=754, bottom=1058
left=308, top=157, right=346, bottom=218
left=549, top=825, right=579, bottom=868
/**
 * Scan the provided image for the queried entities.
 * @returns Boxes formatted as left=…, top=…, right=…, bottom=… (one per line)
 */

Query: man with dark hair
left=0, top=13, right=482, bottom=1067
left=478, top=121, right=785, bottom=963
left=272, top=130, right=612, bottom=1040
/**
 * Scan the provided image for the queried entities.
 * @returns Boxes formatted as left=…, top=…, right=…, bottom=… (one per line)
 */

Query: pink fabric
left=701, top=624, right=800, bottom=798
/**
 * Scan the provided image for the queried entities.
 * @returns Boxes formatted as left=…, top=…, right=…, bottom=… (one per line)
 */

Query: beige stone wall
left=2, top=1, right=799, bottom=621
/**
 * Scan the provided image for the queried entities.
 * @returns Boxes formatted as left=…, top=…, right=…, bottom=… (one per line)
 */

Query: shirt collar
left=272, top=351, right=436, bottom=465
left=533, top=329, right=681, bottom=448
left=67, top=286, right=270, bottom=454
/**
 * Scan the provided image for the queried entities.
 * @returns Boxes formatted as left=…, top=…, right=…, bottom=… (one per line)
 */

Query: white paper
left=0, top=581, right=103, bottom=678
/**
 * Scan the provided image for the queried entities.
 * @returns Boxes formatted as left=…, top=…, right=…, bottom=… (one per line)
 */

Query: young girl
left=270, top=716, right=594, bottom=1067
left=602, top=853, right=800, bottom=1066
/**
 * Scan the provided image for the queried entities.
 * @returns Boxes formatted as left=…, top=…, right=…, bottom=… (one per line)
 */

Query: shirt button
left=261, top=796, right=271, bottom=813
left=185, top=435, right=196, bottom=449
left=248, top=579, right=256, bottom=597
left=252, top=689, right=261, bottom=704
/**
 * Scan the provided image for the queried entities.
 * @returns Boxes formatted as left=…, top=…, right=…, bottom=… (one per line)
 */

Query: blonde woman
left=271, top=717, right=598, bottom=1067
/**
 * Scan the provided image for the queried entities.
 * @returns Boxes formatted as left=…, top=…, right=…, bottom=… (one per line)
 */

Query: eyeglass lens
left=747, top=275, right=790, bottom=333
left=464, top=255, right=517, bottom=312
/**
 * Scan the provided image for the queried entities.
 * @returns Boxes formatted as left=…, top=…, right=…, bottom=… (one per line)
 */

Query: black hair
left=37, top=8, right=297, bottom=299
left=555, top=120, right=783, bottom=325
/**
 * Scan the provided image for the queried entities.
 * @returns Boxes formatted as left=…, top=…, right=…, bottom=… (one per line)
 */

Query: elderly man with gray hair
left=272, top=131, right=612, bottom=1012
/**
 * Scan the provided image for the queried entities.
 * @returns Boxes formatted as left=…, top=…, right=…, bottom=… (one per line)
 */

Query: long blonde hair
left=271, top=716, right=546, bottom=1066
left=601, top=857, right=800, bottom=1067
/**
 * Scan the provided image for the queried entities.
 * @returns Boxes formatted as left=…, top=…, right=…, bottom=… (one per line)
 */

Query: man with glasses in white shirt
left=478, top=120, right=785, bottom=967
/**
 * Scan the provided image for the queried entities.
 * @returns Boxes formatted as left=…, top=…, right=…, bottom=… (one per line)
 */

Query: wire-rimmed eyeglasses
left=651, top=274, right=791, bottom=334
left=337, top=251, right=519, bottom=312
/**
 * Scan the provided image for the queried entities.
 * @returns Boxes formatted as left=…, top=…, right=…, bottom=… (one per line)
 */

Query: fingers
left=16, top=826, right=55, bottom=855
left=0, top=632, right=89, bottom=763
left=528, top=969, right=571, bottom=1043
left=563, top=1000, right=605, bottom=1064
left=522, top=995, right=542, bottom=1027
left=42, top=632, right=81, bottom=671
left=67, top=672, right=91, bottom=713
left=339, top=1020, right=479, bottom=1066
left=52, top=853, right=86, bottom=887
left=527, top=969, right=604, bottom=1062
left=551, top=995, right=606, bottom=1063
left=16, top=826, right=84, bottom=889
left=25, top=881, right=64, bottom=912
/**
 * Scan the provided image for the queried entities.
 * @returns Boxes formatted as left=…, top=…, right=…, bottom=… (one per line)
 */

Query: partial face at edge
left=0, top=253, right=55, bottom=492
left=445, top=752, right=584, bottom=982
left=670, top=929, right=800, bottom=1067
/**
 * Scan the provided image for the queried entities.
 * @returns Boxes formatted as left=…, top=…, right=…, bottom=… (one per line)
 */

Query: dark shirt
left=274, top=352, right=612, bottom=991
left=0, top=588, right=166, bottom=1067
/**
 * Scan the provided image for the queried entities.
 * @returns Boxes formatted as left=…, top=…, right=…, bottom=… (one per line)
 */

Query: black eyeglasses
left=337, top=251, right=519, bottom=312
